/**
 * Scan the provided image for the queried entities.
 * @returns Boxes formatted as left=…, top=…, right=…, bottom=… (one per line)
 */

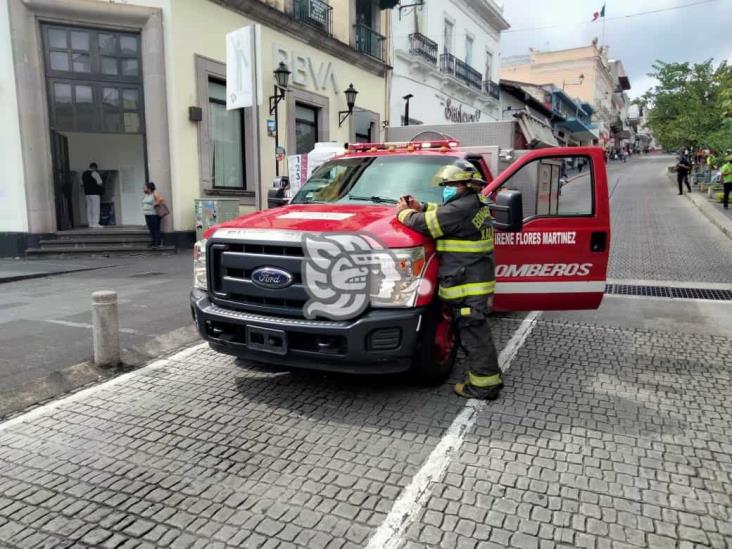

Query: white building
left=388, top=0, right=509, bottom=130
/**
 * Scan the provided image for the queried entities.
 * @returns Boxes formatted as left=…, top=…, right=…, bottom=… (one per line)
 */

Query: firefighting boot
left=454, top=380, right=503, bottom=400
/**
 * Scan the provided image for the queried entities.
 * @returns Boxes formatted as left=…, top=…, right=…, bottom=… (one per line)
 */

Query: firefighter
left=720, top=154, right=732, bottom=209
left=396, top=160, right=502, bottom=400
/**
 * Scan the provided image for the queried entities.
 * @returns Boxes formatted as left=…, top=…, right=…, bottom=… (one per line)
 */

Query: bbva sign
left=273, top=44, right=339, bottom=93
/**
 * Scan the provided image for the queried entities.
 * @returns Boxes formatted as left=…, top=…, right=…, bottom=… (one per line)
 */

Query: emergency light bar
left=346, top=139, right=460, bottom=152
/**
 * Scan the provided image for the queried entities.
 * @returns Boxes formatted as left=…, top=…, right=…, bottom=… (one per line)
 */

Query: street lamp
left=402, top=93, right=413, bottom=126
left=339, top=83, right=359, bottom=126
left=269, top=61, right=291, bottom=176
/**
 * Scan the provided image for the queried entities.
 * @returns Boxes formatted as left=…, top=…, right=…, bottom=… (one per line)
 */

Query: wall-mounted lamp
left=268, top=61, right=291, bottom=176
left=339, top=83, right=359, bottom=127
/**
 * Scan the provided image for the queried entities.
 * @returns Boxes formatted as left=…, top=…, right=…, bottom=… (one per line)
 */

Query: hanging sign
left=226, top=25, right=262, bottom=110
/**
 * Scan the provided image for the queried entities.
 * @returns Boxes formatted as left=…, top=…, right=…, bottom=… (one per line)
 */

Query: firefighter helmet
left=431, top=159, right=486, bottom=188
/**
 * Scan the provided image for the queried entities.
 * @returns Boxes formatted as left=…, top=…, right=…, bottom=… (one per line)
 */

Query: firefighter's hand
left=396, top=197, right=410, bottom=212
left=406, top=196, right=422, bottom=211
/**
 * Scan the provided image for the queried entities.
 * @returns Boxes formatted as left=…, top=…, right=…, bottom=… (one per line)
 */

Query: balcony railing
left=483, top=80, right=500, bottom=100
left=439, top=53, right=482, bottom=90
left=353, top=23, right=385, bottom=61
left=292, top=0, right=333, bottom=36
left=409, top=32, right=438, bottom=65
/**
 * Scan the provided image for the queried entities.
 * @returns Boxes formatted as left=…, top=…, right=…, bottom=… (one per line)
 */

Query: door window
left=465, top=36, right=474, bottom=66
left=485, top=51, right=493, bottom=81
left=443, top=19, right=454, bottom=54
left=500, top=155, right=594, bottom=219
left=295, top=103, right=319, bottom=154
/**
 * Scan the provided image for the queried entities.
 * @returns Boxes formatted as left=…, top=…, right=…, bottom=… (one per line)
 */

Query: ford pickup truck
left=190, top=139, right=610, bottom=383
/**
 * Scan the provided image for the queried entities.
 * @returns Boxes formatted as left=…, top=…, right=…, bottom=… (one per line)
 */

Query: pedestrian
left=720, top=154, right=732, bottom=210
left=142, top=182, right=164, bottom=247
left=82, top=162, right=104, bottom=228
left=396, top=160, right=502, bottom=400
left=676, top=153, right=692, bottom=195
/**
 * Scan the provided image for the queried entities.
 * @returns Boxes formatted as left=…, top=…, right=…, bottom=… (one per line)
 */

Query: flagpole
left=602, top=13, right=606, bottom=49
left=601, top=3, right=606, bottom=49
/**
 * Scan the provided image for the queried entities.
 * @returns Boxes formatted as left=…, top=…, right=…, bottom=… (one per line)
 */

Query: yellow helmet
left=431, top=159, right=486, bottom=187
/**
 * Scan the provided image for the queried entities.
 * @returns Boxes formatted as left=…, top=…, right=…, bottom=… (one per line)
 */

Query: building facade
left=499, top=80, right=596, bottom=146
left=388, top=0, right=508, bottom=130
left=0, top=0, right=390, bottom=255
left=500, top=42, right=631, bottom=147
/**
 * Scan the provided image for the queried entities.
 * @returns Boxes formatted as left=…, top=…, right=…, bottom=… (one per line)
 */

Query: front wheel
left=410, top=303, right=457, bottom=385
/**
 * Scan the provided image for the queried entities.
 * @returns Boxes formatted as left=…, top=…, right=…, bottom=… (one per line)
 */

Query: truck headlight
left=370, top=246, right=426, bottom=308
left=193, top=239, right=207, bottom=290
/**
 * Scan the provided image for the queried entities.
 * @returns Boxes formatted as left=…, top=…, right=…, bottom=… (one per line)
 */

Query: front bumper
left=190, top=289, right=424, bottom=374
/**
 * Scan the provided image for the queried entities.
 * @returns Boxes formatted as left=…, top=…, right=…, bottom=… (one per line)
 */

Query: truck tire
left=410, top=303, right=457, bottom=385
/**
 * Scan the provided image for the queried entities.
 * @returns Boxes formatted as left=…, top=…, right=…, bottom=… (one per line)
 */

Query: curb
left=665, top=172, right=732, bottom=240
left=684, top=192, right=732, bottom=241
left=0, top=325, right=200, bottom=420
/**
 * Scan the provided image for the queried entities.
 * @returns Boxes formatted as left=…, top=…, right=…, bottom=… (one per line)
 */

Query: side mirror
left=490, top=190, right=523, bottom=232
left=267, top=188, right=288, bottom=209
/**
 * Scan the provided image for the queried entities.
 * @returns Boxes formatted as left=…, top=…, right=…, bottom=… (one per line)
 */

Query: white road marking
left=365, top=311, right=542, bottom=549
left=43, top=319, right=137, bottom=334
left=0, top=343, right=208, bottom=433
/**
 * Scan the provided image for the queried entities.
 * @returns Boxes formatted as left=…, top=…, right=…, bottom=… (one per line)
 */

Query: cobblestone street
left=1, top=156, right=731, bottom=548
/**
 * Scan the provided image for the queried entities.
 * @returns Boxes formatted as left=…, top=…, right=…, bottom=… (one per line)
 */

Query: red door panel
left=485, top=147, right=611, bottom=312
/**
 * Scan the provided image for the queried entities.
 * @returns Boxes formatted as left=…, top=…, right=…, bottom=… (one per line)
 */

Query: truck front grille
left=208, top=239, right=309, bottom=317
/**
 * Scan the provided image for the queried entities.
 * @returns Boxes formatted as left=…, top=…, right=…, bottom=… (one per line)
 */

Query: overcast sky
left=499, top=0, right=732, bottom=98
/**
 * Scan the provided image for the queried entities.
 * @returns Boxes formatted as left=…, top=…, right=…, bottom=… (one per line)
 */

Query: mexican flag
left=592, top=4, right=606, bottom=21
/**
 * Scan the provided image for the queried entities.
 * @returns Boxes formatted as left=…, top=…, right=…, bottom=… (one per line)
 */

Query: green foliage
left=643, top=60, right=732, bottom=151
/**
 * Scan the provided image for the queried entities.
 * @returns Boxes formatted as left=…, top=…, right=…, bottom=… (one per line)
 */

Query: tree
left=642, top=60, right=732, bottom=151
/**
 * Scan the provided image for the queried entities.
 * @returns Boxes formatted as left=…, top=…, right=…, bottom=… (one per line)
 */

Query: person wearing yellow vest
left=396, top=160, right=502, bottom=400
left=720, top=155, right=732, bottom=210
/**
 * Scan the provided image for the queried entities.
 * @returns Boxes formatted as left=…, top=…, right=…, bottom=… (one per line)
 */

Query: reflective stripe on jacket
left=397, top=191, right=495, bottom=311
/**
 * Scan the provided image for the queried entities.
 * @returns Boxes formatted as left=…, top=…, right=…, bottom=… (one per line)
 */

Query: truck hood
left=206, top=204, right=429, bottom=248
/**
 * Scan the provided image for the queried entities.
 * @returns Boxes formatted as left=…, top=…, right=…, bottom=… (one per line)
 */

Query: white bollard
left=92, top=290, right=120, bottom=367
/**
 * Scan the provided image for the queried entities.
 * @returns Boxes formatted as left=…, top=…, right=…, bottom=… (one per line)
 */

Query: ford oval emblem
left=251, top=267, right=293, bottom=289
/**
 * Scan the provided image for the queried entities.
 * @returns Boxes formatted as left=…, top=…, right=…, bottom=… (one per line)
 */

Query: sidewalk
left=666, top=171, right=732, bottom=240
left=0, top=254, right=198, bottom=418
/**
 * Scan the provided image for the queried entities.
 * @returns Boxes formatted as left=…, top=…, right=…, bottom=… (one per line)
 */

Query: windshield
left=291, top=155, right=461, bottom=205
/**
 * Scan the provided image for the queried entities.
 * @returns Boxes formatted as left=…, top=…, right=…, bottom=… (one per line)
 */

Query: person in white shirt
left=82, top=162, right=104, bottom=228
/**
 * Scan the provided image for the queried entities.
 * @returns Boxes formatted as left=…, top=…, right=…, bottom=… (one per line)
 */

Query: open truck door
left=485, top=147, right=610, bottom=311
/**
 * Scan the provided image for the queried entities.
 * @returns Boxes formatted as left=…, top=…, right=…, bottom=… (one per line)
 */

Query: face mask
left=442, top=186, right=458, bottom=203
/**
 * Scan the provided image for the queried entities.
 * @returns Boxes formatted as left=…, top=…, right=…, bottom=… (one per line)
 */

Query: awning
left=516, top=112, right=558, bottom=148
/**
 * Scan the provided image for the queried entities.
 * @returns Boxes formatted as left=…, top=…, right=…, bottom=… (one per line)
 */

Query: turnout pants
left=454, top=307, right=502, bottom=393
left=677, top=171, right=691, bottom=194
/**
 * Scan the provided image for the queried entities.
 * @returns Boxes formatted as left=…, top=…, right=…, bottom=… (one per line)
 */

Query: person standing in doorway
left=82, top=162, right=104, bottom=228
left=142, top=182, right=163, bottom=247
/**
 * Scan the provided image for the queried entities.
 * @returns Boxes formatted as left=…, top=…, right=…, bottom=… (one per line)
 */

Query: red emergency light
left=346, top=139, right=460, bottom=153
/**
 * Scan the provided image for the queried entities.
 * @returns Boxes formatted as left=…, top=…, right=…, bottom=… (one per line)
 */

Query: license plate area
left=246, top=325, right=287, bottom=355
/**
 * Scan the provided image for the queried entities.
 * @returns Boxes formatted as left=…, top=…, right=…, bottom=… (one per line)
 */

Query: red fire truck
left=190, top=138, right=610, bottom=383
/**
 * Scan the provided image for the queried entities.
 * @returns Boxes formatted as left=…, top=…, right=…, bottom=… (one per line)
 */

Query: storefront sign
left=273, top=44, right=338, bottom=93
left=442, top=98, right=481, bottom=123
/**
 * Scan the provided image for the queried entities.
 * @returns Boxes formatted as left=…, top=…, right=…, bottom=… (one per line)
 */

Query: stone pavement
left=607, top=156, right=732, bottom=283
left=0, top=306, right=730, bottom=549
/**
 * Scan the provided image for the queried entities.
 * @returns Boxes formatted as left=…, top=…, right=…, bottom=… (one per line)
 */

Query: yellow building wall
left=138, top=0, right=387, bottom=231
left=257, top=25, right=387, bottom=202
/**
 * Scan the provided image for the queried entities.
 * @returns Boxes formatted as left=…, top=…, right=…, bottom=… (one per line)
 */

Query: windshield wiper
left=347, top=194, right=398, bottom=204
